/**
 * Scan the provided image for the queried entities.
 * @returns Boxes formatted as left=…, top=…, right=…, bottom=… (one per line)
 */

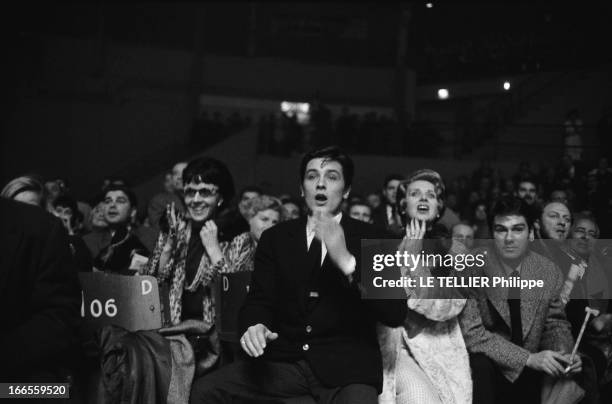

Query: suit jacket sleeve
left=539, top=264, right=574, bottom=352
left=238, top=228, right=277, bottom=334
left=458, top=289, right=531, bottom=382
left=0, top=219, right=81, bottom=378
left=356, top=225, right=407, bottom=328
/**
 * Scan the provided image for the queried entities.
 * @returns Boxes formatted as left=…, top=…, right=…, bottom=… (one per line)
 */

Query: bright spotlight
left=503, top=81, right=511, bottom=90
left=426, top=2, right=433, bottom=8
left=437, top=88, right=449, bottom=99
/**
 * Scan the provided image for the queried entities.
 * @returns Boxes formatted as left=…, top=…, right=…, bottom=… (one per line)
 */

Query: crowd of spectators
left=3, top=143, right=612, bottom=402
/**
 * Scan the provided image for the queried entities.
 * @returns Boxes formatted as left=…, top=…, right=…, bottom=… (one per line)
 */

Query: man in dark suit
left=0, top=198, right=82, bottom=382
left=190, top=146, right=407, bottom=403
left=458, top=197, right=581, bottom=404
left=371, top=174, right=404, bottom=236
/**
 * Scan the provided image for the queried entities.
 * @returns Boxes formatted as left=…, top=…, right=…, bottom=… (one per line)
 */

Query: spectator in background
left=45, top=178, right=92, bottom=228
left=451, top=221, right=475, bottom=251
left=44, top=177, right=67, bottom=212
left=84, top=185, right=149, bottom=274
left=516, top=178, right=539, bottom=207
left=238, top=186, right=263, bottom=210
left=366, top=192, right=382, bottom=211
left=280, top=196, right=303, bottom=221
left=51, top=195, right=93, bottom=272
left=468, top=201, right=491, bottom=242
left=216, top=185, right=263, bottom=242
left=235, top=195, right=284, bottom=272
left=148, top=161, right=187, bottom=230
left=348, top=200, right=373, bottom=223
left=1, top=174, right=47, bottom=207
left=372, top=174, right=405, bottom=236
left=549, top=189, right=569, bottom=206
left=516, top=178, right=541, bottom=226
left=567, top=214, right=612, bottom=401
left=534, top=201, right=571, bottom=243
left=86, top=197, right=108, bottom=234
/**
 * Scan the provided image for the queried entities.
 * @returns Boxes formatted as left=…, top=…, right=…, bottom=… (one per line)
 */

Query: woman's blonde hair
left=1, top=175, right=46, bottom=207
left=239, top=195, right=284, bottom=221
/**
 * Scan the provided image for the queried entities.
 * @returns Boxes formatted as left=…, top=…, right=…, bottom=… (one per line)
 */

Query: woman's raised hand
left=406, top=218, right=426, bottom=240
left=200, top=220, right=224, bottom=264
left=399, top=218, right=425, bottom=256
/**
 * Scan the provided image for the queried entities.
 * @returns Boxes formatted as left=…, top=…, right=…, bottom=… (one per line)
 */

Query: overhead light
left=437, top=88, right=449, bottom=99
left=503, top=81, right=511, bottom=90
left=426, top=2, right=433, bottom=8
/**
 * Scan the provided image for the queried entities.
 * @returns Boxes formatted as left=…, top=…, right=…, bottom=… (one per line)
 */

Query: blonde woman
left=378, top=169, right=471, bottom=404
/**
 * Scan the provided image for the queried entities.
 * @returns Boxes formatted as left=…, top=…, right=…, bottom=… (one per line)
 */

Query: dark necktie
left=307, top=236, right=322, bottom=310
left=308, top=236, right=322, bottom=278
left=507, top=270, right=523, bottom=346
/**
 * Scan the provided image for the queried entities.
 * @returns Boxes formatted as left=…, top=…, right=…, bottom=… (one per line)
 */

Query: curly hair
left=239, top=194, right=284, bottom=221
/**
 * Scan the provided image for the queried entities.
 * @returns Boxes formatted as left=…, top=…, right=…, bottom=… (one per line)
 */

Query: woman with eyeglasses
left=378, top=169, right=471, bottom=404
left=142, top=157, right=253, bottom=377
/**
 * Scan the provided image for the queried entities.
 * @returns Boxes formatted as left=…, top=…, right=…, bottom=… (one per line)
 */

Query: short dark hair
left=52, top=194, right=78, bottom=212
left=239, top=185, right=264, bottom=199
left=383, top=173, right=404, bottom=188
left=103, top=184, right=138, bottom=208
left=183, top=157, right=235, bottom=207
left=52, top=195, right=80, bottom=227
left=299, top=146, right=354, bottom=189
left=489, top=196, right=534, bottom=230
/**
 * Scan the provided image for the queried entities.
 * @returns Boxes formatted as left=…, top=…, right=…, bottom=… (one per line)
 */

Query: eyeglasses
left=184, top=186, right=219, bottom=199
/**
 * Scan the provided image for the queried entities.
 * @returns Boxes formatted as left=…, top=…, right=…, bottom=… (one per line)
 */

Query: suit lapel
left=286, top=217, right=311, bottom=314
left=484, top=253, right=511, bottom=328
left=287, top=216, right=309, bottom=276
left=520, top=252, right=544, bottom=338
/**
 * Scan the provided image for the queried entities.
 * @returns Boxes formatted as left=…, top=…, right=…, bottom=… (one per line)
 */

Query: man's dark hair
left=102, top=184, right=138, bottom=208
left=182, top=157, right=235, bottom=207
left=102, top=177, right=128, bottom=189
left=299, top=146, right=354, bottom=189
left=239, top=186, right=264, bottom=199
left=489, top=196, right=535, bottom=231
left=382, top=174, right=404, bottom=189
left=52, top=194, right=78, bottom=212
